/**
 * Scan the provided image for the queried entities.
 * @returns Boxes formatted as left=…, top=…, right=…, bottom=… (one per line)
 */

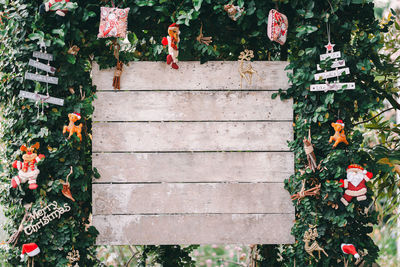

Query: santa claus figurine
left=161, top=23, right=180, bottom=70
left=339, top=164, right=373, bottom=206
left=39, top=0, right=70, bottom=17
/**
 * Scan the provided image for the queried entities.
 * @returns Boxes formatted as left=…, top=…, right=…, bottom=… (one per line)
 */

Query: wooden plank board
left=92, top=61, right=290, bottom=91
left=93, top=91, right=293, bottom=121
left=93, top=183, right=294, bottom=215
left=93, top=152, right=294, bottom=183
left=93, top=214, right=295, bottom=245
left=92, top=121, right=293, bottom=152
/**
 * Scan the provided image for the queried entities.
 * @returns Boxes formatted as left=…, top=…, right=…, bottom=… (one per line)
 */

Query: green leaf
left=193, top=0, right=203, bottom=11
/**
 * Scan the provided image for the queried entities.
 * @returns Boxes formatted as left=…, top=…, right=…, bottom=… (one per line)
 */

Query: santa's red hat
left=21, top=243, right=40, bottom=260
left=341, top=243, right=360, bottom=259
left=347, top=164, right=366, bottom=173
left=336, top=119, right=344, bottom=126
left=72, top=112, right=81, bottom=120
left=168, top=23, right=179, bottom=29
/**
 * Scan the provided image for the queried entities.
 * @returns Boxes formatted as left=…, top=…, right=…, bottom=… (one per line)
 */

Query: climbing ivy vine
left=0, top=0, right=396, bottom=266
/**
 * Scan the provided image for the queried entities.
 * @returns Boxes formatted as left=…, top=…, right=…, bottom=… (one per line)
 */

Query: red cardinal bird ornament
left=162, top=23, right=180, bottom=70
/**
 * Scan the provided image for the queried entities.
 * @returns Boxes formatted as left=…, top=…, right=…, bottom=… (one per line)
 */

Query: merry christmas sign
left=91, top=61, right=294, bottom=245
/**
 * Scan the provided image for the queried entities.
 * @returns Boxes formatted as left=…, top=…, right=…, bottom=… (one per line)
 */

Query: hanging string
left=326, top=23, right=331, bottom=44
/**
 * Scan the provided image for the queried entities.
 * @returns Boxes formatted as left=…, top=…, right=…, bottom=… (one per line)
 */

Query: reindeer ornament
left=11, top=142, right=45, bottom=190
left=329, top=119, right=349, bottom=148
left=303, top=225, right=328, bottom=263
left=63, top=112, right=83, bottom=142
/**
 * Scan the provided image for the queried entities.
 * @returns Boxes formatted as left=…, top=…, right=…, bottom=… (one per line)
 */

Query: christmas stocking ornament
left=339, top=164, right=373, bottom=206
left=11, top=143, right=45, bottom=190
left=63, top=112, right=83, bottom=142
left=162, top=23, right=180, bottom=70
left=341, top=244, right=360, bottom=259
left=329, top=119, right=349, bottom=148
left=39, top=0, right=70, bottom=17
left=267, top=9, right=288, bottom=45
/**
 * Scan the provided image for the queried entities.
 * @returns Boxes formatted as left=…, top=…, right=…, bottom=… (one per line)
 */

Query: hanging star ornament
left=324, top=41, right=335, bottom=53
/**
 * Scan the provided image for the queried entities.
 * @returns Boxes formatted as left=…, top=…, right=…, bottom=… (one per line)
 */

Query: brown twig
left=353, top=107, right=395, bottom=126
left=291, top=180, right=321, bottom=204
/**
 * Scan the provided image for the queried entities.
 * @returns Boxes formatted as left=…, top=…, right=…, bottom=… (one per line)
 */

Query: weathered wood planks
left=92, top=61, right=290, bottom=91
left=93, top=91, right=292, bottom=121
left=92, top=121, right=293, bottom=152
left=93, top=152, right=294, bottom=183
left=93, top=183, right=295, bottom=215
left=93, top=214, right=295, bottom=245
left=92, top=61, right=294, bottom=245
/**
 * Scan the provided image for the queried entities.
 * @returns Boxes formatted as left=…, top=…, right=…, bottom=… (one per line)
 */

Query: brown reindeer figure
left=238, top=49, right=260, bottom=89
left=303, top=225, right=328, bottom=263
left=329, top=119, right=349, bottom=148
left=63, top=112, right=82, bottom=142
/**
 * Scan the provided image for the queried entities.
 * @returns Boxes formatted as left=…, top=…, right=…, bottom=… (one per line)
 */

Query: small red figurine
left=11, top=142, right=45, bottom=190
left=162, top=23, right=180, bottom=70
left=339, top=164, right=373, bottom=206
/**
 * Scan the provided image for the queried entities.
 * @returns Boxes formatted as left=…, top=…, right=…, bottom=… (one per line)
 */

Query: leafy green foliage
left=0, top=0, right=394, bottom=266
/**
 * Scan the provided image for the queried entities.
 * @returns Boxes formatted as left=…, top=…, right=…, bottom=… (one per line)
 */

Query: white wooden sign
left=28, top=59, right=56, bottom=74
left=18, top=90, right=64, bottom=106
left=25, top=72, right=58, bottom=84
left=91, top=61, right=295, bottom=245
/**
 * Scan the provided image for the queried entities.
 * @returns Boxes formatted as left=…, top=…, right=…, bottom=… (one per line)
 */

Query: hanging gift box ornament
left=161, top=23, right=180, bottom=70
left=311, top=25, right=355, bottom=92
left=11, top=143, right=45, bottom=190
left=267, top=9, right=288, bottom=45
left=98, top=6, right=130, bottom=38
left=224, top=4, right=244, bottom=21
left=339, top=164, right=373, bottom=207
left=20, top=243, right=40, bottom=266
left=329, top=120, right=349, bottom=148
left=63, top=112, right=83, bottom=141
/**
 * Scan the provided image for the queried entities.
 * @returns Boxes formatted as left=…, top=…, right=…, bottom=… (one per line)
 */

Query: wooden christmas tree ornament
left=291, top=180, right=321, bottom=204
left=311, top=25, right=355, bottom=92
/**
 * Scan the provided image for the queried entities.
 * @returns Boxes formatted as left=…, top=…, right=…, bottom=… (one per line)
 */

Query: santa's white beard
left=347, top=171, right=364, bottom=187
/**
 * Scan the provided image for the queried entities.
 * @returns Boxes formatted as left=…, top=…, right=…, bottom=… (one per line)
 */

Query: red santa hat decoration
left=21, top=243, right=40, bottom=260
left=339, top=164, right=373, bottom=206
left=161, top=23, right=180, bottom=70
left=341, top=243, right=360, bottom=259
